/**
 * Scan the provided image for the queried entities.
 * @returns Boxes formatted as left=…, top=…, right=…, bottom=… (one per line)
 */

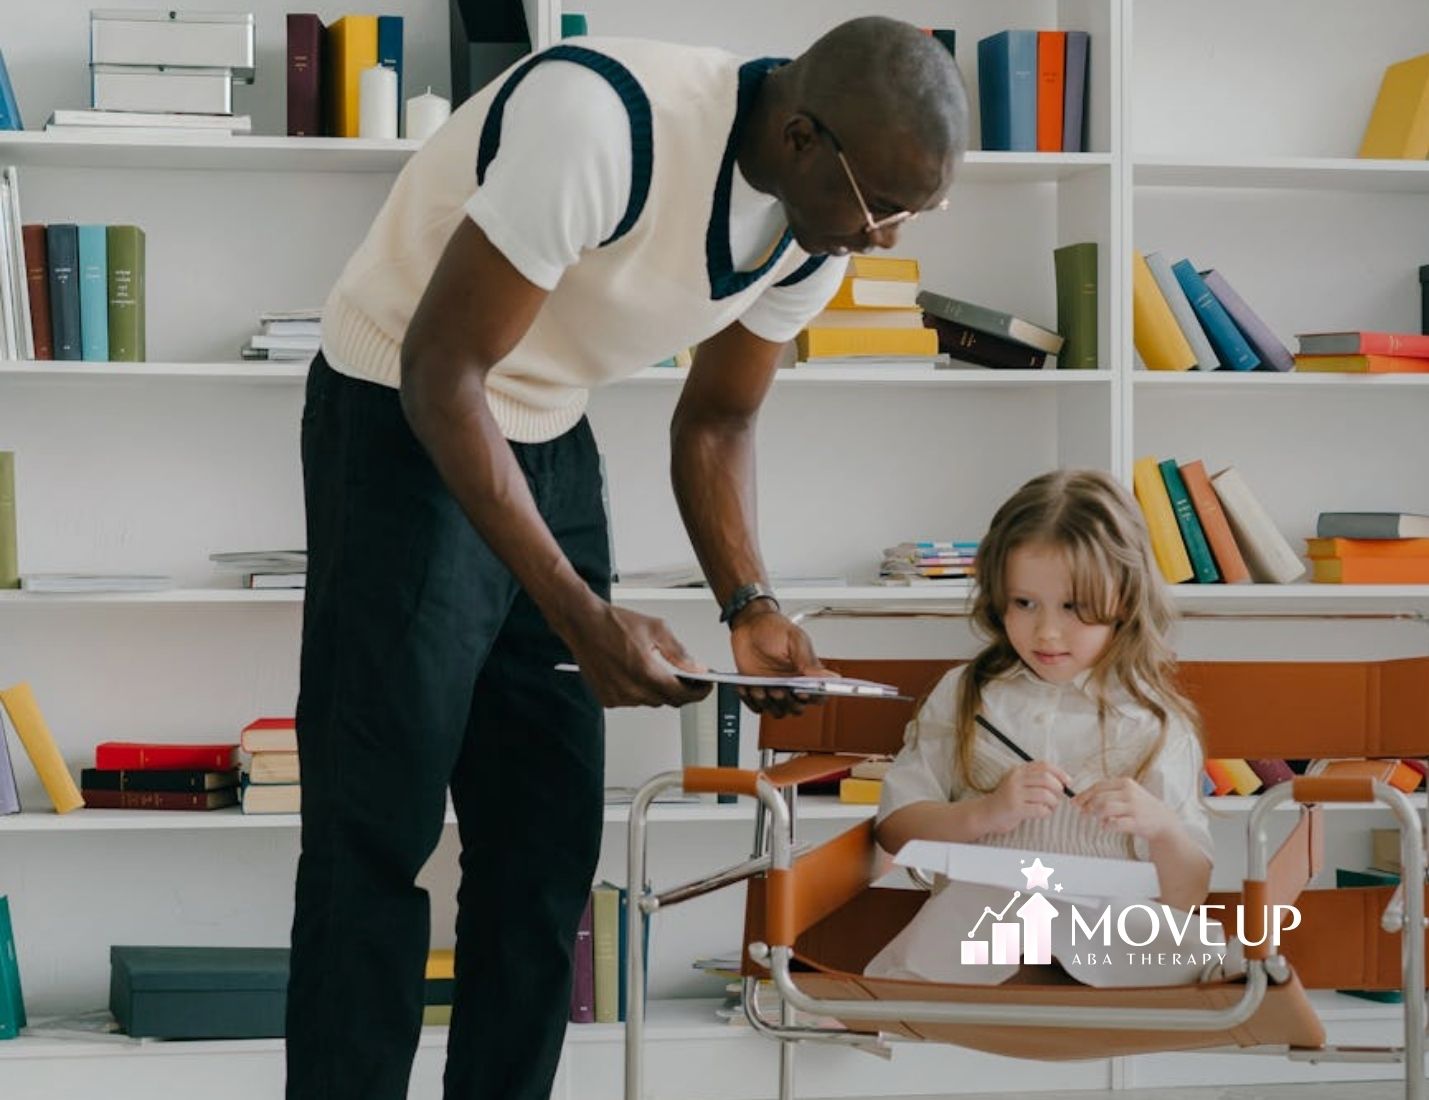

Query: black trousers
left=286, top=353, right=609, bottom=1100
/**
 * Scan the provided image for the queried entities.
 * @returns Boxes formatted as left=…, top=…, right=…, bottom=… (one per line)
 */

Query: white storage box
left=90, top=10, right=255, bottom=81
left=91, top=65, right=234, bottom=115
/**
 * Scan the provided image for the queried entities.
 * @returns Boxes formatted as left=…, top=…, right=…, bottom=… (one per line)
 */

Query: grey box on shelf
left=91, top=65, right=235, bottom=114
left=90, top=10, right=255, bottom=81
left=109, top=946, right=288, bottom=1039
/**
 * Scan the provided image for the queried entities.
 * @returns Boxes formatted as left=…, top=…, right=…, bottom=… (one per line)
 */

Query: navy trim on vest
left=706, top=57, right=796, bottom=301
left=773, top=255, right=829, bottom=288
left=476, top=45, right=653, bottom=247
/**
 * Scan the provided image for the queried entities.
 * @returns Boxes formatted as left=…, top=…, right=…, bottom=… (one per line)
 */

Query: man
left=287, top=15, right=967, bottom=1099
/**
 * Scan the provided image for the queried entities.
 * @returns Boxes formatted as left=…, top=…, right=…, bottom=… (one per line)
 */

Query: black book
left=80, top=768, right=241, bottom=793
left=924, top=314, right=1048, bottom=369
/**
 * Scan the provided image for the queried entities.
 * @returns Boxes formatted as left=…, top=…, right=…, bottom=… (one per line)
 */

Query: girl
left=865, top=469, right=1234, bottom=988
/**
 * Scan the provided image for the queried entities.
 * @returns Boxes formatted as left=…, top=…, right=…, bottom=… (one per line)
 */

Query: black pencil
left=975, top=714, right=1077, bottom=798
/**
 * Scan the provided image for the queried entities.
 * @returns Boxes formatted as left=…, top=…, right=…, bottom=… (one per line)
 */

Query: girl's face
left=1002, top=541, right=1115, bottom=685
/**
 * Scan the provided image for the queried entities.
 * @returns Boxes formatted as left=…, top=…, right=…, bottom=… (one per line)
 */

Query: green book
left=0, top=896, right=27, bottom=1038
left=106, top=225, right=145, bottom=362
left=1158, top=458, right=1219, bottom=583
left=1053, top=241, right=1098, bottom=369
left=590, top=881, right=620, bottom=1024
left=0, top=452, right=16, bottom=589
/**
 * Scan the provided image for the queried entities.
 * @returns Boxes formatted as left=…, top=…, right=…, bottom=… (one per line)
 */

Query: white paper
left=894, top=840, right=1160, bottom=905
left=555, top=651, right=906, bottom=699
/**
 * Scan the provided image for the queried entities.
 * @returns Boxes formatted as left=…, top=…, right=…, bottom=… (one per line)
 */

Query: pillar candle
left=358, top=64, right=398, bottom=140
left=405, top=88, right=451, bottom=144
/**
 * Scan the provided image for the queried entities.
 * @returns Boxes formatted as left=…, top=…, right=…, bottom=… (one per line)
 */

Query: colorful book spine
left=569, top=894, right=594, bottom=1023
left=1210, top=466, right=1305, bottom=584
left=80, top=787, right=238, bottom=811
left=93, top=742, right=238, bottom=771
left=0, top=683, right=83, bottom=813
left=1170, top=259, right=1260, bottom=371
left=0, top=451, right=15, bottom=590
left=1203, top=759, right=1235, bottom=796
left=76, top=225, right=108, bottom=362
left=615, top=885, right=649, bottom=1023
left=106, top=225, right=145, bottom=362
left=795, top=325, right=937, bottom=359
left=1200, top=269, right=1293, bottom=373
left=1247, top=759, right=1296, bottom=787
left=977, top=31, right=1037, bottom=151
left=1131, top=251, right=1195, bottom=371
left=1158, top=459, right=1219, bottom=582
left=1358, top=52, right=1429, bottom=159
left=1036, top=31, right=1065, bottom=152
left=45, top=224, right=81, bottom=361
left=591, top=881, right=620, bottom=1024
left=1144, top=250, right=1218, bottom=370
left=924, top=315, right=1047, bottom=368
left=286, top=13, right=325, bottom=138
left=715, top=683, right=740, bottom=805
left=1219, top=758, right=1263, bottom=796
left=1306, top=537, right=1429, bottom=559
left=1132, top=456, right=1192, bottom=583
left=79, top=767, right=239, bottom=792
left=1052, top=241, right=1097, bottom=369
left=325, top=15, right=379, bottom=138
left=1061, top=31, right=1090, bottom=153
left=377, top=15, right=404, bottom=116
left=0, top=896, right=25, bottom=1038
left=1179, top=459, right=1250, bottom=584
left=1312, top=557, right=1429, bottom=584
left=20, top=225, right=50, bottom=360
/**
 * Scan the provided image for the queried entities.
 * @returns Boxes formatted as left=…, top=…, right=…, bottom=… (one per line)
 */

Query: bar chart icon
left=961, top=891, right=1022, bottom=965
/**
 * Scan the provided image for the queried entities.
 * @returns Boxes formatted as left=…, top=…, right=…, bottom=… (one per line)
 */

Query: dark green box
left=109, top=946, right=289, bottom=1039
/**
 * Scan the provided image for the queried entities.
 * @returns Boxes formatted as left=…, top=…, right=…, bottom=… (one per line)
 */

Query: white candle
left=405, top=88, right=451, bottom=144
left=358, top=64, right=398, bottom=140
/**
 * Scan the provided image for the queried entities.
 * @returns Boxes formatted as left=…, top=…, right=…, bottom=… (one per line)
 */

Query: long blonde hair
left=953, top=469, right=1201, bottom=791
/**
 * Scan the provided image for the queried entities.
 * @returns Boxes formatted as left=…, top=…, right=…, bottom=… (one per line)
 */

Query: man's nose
left=866, top=222, right=902, bottom=250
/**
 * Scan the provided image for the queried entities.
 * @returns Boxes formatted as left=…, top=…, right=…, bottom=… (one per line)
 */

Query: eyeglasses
left=811, top=115, right=950, bottom=235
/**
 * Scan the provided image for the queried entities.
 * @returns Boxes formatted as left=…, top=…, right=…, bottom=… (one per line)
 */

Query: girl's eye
left=1063, top=602, right=1080, bottom=612
left=1013, top=597, right=1033, bottom=610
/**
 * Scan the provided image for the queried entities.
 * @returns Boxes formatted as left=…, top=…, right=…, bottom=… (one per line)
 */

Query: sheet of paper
left=894, top=839, right=1160, bottom=904
left=555, top=653, right=908, bottom=700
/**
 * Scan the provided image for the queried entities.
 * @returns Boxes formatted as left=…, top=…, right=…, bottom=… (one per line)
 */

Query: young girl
left=865, top=469, right=1234, bottom=988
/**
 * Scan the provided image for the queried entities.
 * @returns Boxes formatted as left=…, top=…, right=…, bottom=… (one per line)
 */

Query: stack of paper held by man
left=894, top=840, right=1160, bottom=906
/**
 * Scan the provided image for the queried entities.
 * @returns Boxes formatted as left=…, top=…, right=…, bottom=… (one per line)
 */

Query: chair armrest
left=682, top=754, right=867, bottom=798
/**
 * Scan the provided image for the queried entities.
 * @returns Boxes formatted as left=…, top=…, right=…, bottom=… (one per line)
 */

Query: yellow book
left=326, top=15, right=379, bottom=138
left=1217, top=758, right=1263, bottom=796
left=0, top=682, right=83, bottom=813
left=1131, top=251, right=1195, bottom=372
left=1358, top=52, right=1429, bottom=159
left=824, top=278, right=920, bottom=310
left=838, top=777, right=882, bottom=804
left=844, top=255, right=920, bottom=282
left=796, top=326, right=937, bottom=359
left=1132, top=456, right=1193, bottom=583
left=425, top=948, right=455, bottom=981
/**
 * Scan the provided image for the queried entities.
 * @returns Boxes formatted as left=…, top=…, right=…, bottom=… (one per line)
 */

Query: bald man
left=287, top=16, right=968, bottom=1099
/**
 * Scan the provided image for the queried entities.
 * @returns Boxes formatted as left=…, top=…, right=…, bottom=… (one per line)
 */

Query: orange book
left=1294, top=354, right=1429, bottom=374
left=1316, top=758, right=1423, bottom=793
left=1312, top=557, right=1429, bottom=584
left=1305, top=537, right=1429, bottom=560
left=1180, top=460, right=1251, bottom=584
left=1203, top=759, right=1236, bottom=796
left=1036, top=31, right=1066, bottom=152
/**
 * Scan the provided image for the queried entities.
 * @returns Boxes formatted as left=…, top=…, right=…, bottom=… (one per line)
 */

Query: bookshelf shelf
left=0, top=130, right=418, bottom=173
left=1134, top=371, right=1429, bottom=390
left=959, top=151, right=1113, bottom=184
left=1170, top=584, right=1429, bottom=614
left=1134, top=155, right=1429, bottom=194
left=0, top=360, right=309, bottom=382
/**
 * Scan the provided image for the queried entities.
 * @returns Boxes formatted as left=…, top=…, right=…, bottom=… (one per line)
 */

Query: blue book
left=615, top=886, right=650, bottom=1023
left=45, top=225, right=81, bottom=361
left=977, top=31, right=1037, bottom=152
left=0, top=896, right=25, bottom=1037
left=77, top=226, right=108, bottom=362
left=1170, top=259, right=1260, bottom=371
left=377, top=16, right=404, bottom=117
left=1062, top=31, right=1090, bottom=153
left=0, top=51, right=22, bottom=131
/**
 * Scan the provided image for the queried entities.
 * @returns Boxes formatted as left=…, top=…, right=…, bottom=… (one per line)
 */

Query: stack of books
left=1132, top=250, right=1293, bottom=373
left=81, top=741, right=240, bottom=811
left=1307, top=512, right=1429, bottom=584
left=44, top=109, right=251, bottom=139
left=795, top=256, right=939, bottom=365
left=1293, top=330, right=1429, bottom=375
left=241, top=310, right=321, bottom=363
left=977, top=30, right=1090, bottom=152
left=210, top=550, right=307, bottom=590
left=877, top=540, right=979, bottom=585
left=1200, top=757, right=1425, bottom=797
left=239, top=718, right=300, bottom=815
left=286, top=15, right=405, bottom=138
left=918, top=290, right=1064, bottom=369
left=1132, top=456, right=1302, bottom=585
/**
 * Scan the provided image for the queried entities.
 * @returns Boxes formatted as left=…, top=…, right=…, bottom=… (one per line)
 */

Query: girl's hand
left=981, top=761, right=1074, bottom=835
left=1072, top=777, right=1178, bottom=842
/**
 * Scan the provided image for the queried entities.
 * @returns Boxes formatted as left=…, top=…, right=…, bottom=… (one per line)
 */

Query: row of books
left=1294, top=329, right=1429, bottom=375
left=1202, top=757, right=1425, bottom=797
left=239, top=718, right=300, bottom=815
left=795, top=255, right=938, bottom=362
left=287, top=14, right=405, bottom=138
left=977, top=30, right=1091, bottom=153
left=19, top=222, right=147, bottom=363
left=1307, top=516, right=1429, bottom=585
left=568, top=880, right=647, bottom=1025
left=878, top=540, right=980, bottom=584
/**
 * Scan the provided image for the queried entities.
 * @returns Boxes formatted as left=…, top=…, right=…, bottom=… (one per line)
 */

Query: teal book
left=0, top=896, right=26, bottom=1038
left=77, top=225, right=108, bottom=362
left=977, top=31, right=1037, bottom=151
left=1334, top=868, right=1402, bottom=1003
left=1170, top=259, right=1259, bottom=371
left=1158, top=459, right=1219, bottom=582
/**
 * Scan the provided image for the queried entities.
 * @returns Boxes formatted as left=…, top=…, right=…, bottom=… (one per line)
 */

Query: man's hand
left=981, top=761, right=1075, bottom=835
left=729, top=605, right=832, bottom=717
left=560, top=602, right=711, bottom=709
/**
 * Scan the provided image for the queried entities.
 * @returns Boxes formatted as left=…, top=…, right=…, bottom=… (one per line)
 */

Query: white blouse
left=877, top=663, right=1214, bottom=863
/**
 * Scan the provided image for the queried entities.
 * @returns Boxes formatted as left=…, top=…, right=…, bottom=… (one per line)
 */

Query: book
left=1143, top=251, right=1218, bottom=370
left=1371, top=828, right=1402, bottom=875
left=1297, top=330, right=1429, bottom=357
left=3, top=169, right=31, bottom=361
left=839, top=776, right=882, bottom=803
left=1358, top=51, right=1429, bottom=159
left=591, top=881, right=620, bottom=1024
left=0, top=451, right=16, bottom=590
left=1200, top=269, right=1293, bottom=372
left=81, top=787, right=239, bottom=811
left=922, top=315, right=1047, bottom=368
left=806, top=309, right=923, bottom=329
left=240, top=717, right=297, bottom=754
left=1179, top=459, right=1250, bottom=584
left=45, top=224, right=80, bottom=361
left=20, top=574, right=170, bottom=593
left=1132, top=456, right=1192, bottom=583
left=47, top=110, right=251, bottom=132
left=1036, top=31, right=1065, bottom=152
left=977, top=31, right=1037, bottom=151
left=21, top=225, right=50, bottom=361
left=246, top=572, right=306, bottom=589
left=1306, top=537, right=1429, bottom=559
left=1316, top=512, right=1429, bottom=539
left=842, top=255, right=920, bottom=281
left=1247, top=759, right=1296, bottom=787
left=1312, top=557, right=1429, bottom=584
left=615, top=885, right=650, bottom=1022
left=1203, top=759, right=1235, bottom=796
left=0, top=50, right=21, bottom=131
left=0, top=897, right=25, bottom=1039
left=894, top=840, right=1160, bottom=904
left=1061, top=31, right=1090, bottom=153
left=1170, top=259, right=1259, bottom=371
left=1215, top=758, right=1262, bottom=796
left=76, top=226, right=108, bottom=362
left=1313, top=758, right=1423, bottom=793
left=377, top=16, right=404, bottom=117
left=0, top=706, right=18, bottom=813
left=824, top=278, right=919, bottom=310
left=1159, top=459, right=1219, bottom=583
left=916, top=290, right=1064, bottom=353
left=325, top=15, right=379, bottom=138
left=1293, top=354, right=1429, bottom=374
left=247, top=751, right=299, bottom=785
left=426, top=948, right=454, bottom=981
left=0, top=683, right=83, bottom=813
left=1130, top=251, right=1194, bottom=371
left=715, top=683, right=741, bottom=805
left=569, top=894, right=594, bottom=1023
left=286, top=14, right=325, bottom=138
left=1052, top=241, right=1097, bottom=369
left=1209, top=466, right=1305, bottom=583
left=106, top=225, right=145, bottom=362
left=80, top=768, right=239, bottom=792
left=241, top=781, right=300, bottom=814
left=94, top=742, right=238, bottom=771
left=795, top=325, right=937, bottom=359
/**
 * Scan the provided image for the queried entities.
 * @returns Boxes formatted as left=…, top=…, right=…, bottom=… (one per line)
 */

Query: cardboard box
left=109, top=946, right=288, bottom=1039
left=90, top=10, right=255, bottom=80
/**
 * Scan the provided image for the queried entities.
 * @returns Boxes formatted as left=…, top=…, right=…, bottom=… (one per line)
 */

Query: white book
left=241, top=782, right=301, bottom=814
left=20, top=573, right=173, bottom=592
left=1210, top=466, right=1305, bottom=584
left=48, top=109, right=252, bottom=131
left=247, top=751, right=300, bottom=784
left=0, top=185, right=16, bottom=360
left=249, top=334, right=319, bottom=351
left=4, top=169, right=31, bottom=361
left=838, top=278, right=919, bottom=308
left=258, top=308, right=322, bottom=323
left=245, top=572, right=306, bottom=589
left=261, top=320, right=321, bottom=338
left=1143, top=250, right=1219, bottom=371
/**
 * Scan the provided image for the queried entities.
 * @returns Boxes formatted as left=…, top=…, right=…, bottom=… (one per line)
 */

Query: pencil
left=975, top=714, right=1077, bottom=798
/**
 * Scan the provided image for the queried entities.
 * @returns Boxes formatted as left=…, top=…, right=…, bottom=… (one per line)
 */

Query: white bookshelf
left=0, top=0, right=1425, bottom=1097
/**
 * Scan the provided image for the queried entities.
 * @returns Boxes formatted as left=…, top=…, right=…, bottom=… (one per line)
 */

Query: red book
left=21, top=224, right=51, bottom=360
left=569, top=893, right=594, bottom=1023
left=82, top=787, right=238, bottom=811
left=287, top=13, right=325, bottom=137
left=1036, top=31, right=1066, bottom=152
left=1296, top=330, right=1429, bottom=358
left=1247, top=759, right=1295, bottom=787
left=240, top=717, right=297, bottom=753
left=94, top=742, right=238, bottom=771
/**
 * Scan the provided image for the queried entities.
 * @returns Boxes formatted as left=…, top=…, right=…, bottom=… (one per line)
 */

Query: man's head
left=768, top=17, right=968, bottom=257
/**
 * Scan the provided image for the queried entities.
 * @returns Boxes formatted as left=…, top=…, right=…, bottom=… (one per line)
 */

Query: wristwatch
left=719, top=581, right=780, bottom=626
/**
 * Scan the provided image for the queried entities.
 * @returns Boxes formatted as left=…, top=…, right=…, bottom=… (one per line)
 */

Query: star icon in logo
left=1020, top=857, right=1055, bottom=890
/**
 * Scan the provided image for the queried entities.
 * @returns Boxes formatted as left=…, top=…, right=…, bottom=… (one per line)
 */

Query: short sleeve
left=1133, top=716, right=1215, bottom=863
left=463, top=61, right=633, bottom=291
left=876, top=667, right=964, bottom=825
left=737, top=254, right=849, bottom=343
